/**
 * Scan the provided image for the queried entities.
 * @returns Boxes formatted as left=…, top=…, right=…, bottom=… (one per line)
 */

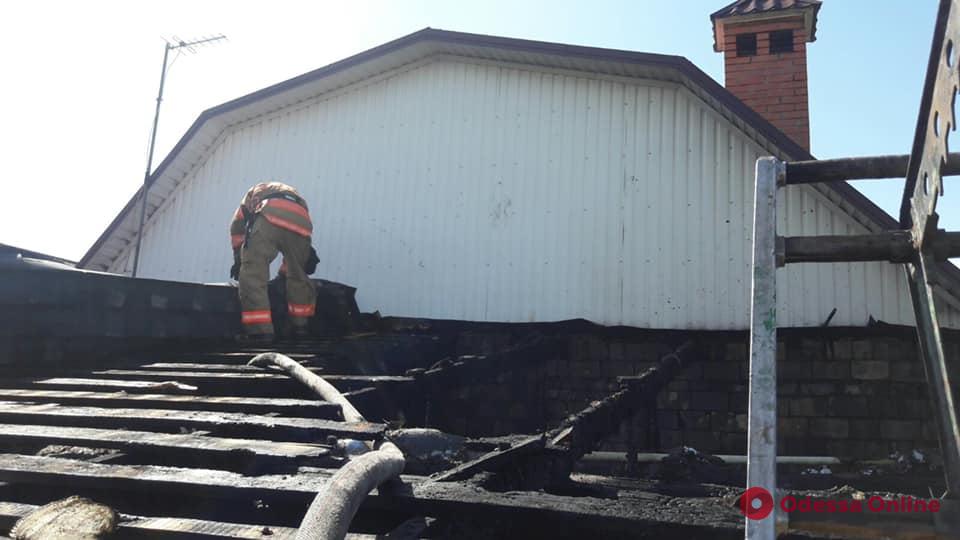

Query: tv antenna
left=132, top=34, right=227, bottom=278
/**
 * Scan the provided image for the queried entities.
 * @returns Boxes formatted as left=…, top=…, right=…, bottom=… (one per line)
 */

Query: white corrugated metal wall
left=114, top=57, right=960, bottom=329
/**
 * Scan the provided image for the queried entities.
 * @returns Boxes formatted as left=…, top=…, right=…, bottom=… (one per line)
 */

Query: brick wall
left=431, top=325, right=960, bottom=460
left=721, top=16, right=811, bottom=150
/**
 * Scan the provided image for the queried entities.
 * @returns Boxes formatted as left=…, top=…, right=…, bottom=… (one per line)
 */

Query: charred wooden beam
left=780, top=230, right=960, bottom=264
left=781, top=231, right=914, bottom=263
left=431, top=435, right=545, bottom=483
left=424, top=342, right=700, bottom=488
left=407, top=334, right=561, bottom=389
left=0, top=402, right=383, bottom=442
left=0, top=423, right=335, bottom=473
left=0, top=453, right=331, bottom=504
left=19, top=378, right=202, bottom=394
left=135, top=362, right=329, bottom=372
left=784, top=153, right=960, bottom=184
left=17, top=373, right=411, bottom=398
left=89, top=370, right=412, bottom=388
left=0, top=389, right=339, bottom=418
left=0, top=500, right=301, bottom=539
left=0, top=454, right=746, bottom=539
left=551, top=341, right=698, bottom=463
left=934, top=231, right=960, bottom=261
left=403, top=334, right=562, bottom=425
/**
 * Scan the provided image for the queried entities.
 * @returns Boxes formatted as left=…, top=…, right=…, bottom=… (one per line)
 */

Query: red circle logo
left=740, top=487, right=774, bottom=520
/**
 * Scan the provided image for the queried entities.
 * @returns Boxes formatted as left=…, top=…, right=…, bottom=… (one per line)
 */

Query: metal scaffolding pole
left=745, top=157, right=781, bottom=540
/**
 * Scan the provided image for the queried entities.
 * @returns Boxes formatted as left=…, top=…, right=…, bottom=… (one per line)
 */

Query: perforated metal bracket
left=901, top=0, right=959, bottom=248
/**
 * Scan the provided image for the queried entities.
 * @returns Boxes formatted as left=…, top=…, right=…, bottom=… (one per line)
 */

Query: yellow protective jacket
left=229, top=182, right=313, bottom=250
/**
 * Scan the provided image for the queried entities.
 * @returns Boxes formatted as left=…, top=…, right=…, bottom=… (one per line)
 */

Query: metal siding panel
left=131, top=58, right=960, bottom=329
left=690, top=106, right=707, bottom=328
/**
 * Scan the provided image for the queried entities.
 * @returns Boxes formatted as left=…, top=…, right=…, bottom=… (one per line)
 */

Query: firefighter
left=229, top=181, right=316, bottom=343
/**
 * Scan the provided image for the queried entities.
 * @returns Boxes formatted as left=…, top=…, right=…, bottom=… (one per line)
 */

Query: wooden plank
left=18, top=375, right=406, bottom=398
left=14, top=378, right=202, bottom=394
left=0, top=389, right=339, bottom=418
left=0, top=501, right=391, bottom=539
left=135, top=362, right=327, bottom=373
left=431, top=435, right=544, bottom=482
left=0, top=402, right=383, bottom=442
left=0, top=423, right=334, bottom=471
left=71, top=371, right=413, bottom=398
left=0, top=453, right=330, bottom=504
left=90, top=370, right=412, bottom=386
left=0, top=501, right=300, bottom=539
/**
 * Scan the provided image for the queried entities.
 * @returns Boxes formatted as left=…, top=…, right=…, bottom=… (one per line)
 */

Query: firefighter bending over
left=229, top=181, right=316, bottom=343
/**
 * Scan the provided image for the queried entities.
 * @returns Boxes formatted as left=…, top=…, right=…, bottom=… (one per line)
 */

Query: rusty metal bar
left=784, top=153, right=960, bottom=184
left=897, top=0, right=960, bottom=518
left=746, top=157, right=781, bottom=540
left=906, top=254, right=960, bottom=498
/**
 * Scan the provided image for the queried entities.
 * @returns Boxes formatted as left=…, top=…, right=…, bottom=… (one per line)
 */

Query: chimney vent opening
left=736, top=33, right=757, bottom=57
left=769, top=30, right=794, bottom=54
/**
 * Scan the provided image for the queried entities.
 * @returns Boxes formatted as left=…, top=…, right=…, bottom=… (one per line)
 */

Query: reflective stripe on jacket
left=229, top=182, right=312, bottom=249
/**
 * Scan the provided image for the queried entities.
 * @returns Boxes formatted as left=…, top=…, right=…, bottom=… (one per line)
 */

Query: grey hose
left=248, top=352, right=366, bottom=423
left=250, top=352, right=407, bottom=539
left=294, top=441, right=405, bottom=540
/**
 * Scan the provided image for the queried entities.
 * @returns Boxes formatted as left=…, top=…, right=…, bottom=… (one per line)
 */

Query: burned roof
left=0, top=262, right=949, bottom=538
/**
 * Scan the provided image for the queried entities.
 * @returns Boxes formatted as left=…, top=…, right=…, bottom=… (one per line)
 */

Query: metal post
left=746, top=157, right=782, bottom=540
left=904, top=253, right=960, bottom=497
left=131, top=43, right=171, bottom=278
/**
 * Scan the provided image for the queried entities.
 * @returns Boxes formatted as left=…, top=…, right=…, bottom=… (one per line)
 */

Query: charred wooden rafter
left=784, top=153, right=960, bottom=184
left=0, top=402, right=382, bottom=442
left=431, top=341, right=700, bottom=490
left=779, top=230, right=960, bottom=264
left=550, top=341, right=698, bottom=463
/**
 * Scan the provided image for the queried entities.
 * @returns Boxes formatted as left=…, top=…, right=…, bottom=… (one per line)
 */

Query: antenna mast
left=131, top=34, right=227, bottom=278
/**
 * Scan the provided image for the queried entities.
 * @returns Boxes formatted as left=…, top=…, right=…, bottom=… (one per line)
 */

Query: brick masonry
left=717, top=14, right=811, bottom=151
left=433, top=325, right=960, bottom=461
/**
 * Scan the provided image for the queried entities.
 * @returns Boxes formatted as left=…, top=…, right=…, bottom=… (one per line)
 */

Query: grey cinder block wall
left=432, top=326, right=960, bottom=460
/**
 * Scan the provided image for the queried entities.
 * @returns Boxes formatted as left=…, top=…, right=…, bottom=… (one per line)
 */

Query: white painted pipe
left=249, top=352, right=365, bottom=423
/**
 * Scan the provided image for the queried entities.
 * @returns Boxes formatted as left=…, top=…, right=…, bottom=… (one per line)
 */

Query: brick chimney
left=711, top=0, right=821, bottom=151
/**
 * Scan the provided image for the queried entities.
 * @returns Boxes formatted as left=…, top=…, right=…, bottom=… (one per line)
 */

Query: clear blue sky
left=0, top=0, right=951, bottom=261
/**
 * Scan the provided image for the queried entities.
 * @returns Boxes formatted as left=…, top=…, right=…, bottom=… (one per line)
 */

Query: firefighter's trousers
left=238, top=218, right=316, bottom=335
